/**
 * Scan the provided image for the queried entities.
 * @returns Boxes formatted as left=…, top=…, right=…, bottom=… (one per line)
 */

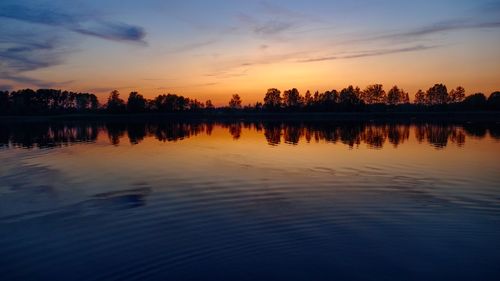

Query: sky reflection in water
left=0, top=121, right=499, bottom=281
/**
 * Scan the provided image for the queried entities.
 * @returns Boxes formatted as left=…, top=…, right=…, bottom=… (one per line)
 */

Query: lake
left=1, top=120, right=499, bottom=281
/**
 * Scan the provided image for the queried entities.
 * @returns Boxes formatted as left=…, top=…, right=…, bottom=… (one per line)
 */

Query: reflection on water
left=1, top=120, right=499, bottom=149
left=0, top=120, right=499, bottom=281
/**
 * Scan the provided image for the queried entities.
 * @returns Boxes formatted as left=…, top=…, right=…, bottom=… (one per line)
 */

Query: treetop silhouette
left=0, top=84, right=499, bottom=115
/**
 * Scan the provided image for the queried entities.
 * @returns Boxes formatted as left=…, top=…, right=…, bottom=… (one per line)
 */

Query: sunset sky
left=1, top=0, right=500, bottom=105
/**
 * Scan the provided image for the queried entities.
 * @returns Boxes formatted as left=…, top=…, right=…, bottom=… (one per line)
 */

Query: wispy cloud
left=0, top=71, right=67, bottom=88
left=0, top=4, right=147, bottom=43
left=299, top=45, right=437, bottom=63
left=0, top=84, right=13, bottom=91
left=0, top=36, right=64, bottom=72
left=205, top=68, right=250, bottom=79
left=156, top=82, right=220, bottom=90
left=73, top=22, right=146, bottom=43
left=0, top=29, right=72, bottom=87
left=254, top=20, right=295, bottom=35
left=382, top=20, right=500, bottom=40
left=0, top=2, right=147, bottom=87
left=167, top=39, right=217, bottom=53
left=86, top=86, right=137, bottom=94
left=235, top=10, right=297, bottom=38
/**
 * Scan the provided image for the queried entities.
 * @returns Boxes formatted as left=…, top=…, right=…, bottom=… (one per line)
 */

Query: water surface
left=1, top=120, right=499, bottom=281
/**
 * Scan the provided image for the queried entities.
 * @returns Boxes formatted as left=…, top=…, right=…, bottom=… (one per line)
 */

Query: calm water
left=1, top=120, right=499, bottom=281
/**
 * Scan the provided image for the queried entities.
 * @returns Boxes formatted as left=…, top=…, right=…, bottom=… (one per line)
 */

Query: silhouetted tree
left=2, top=85, right=499, bottom=115
left=317, top=90, right=339, bottom=111
left=205, top=100, right=214, bottom=110
left=362, top=84, right=386, bottom=104
left=154, top=94, right=189, bottom=112
left=426, top=84, right=448, bottom=105
left=264, top=88, right=282, bottom=111
left=339, top=86, right=362, bottom=109
left=254, top=102, right=263, bottom=110
left=304, top=90, right=313, bottom=108
left=189, top=99, right=204, bottom=111
left=229, top=94, right=242, bottom=109
left=414, top=89, right=426, bottom=105
left=2, top=89, right=99, bottom=114
left=74, top=93, right=98, bottom=111
left=106, top=90, right=126, bottom=113
left=0, top=91, right=9, bottom=114
left=463, top=93, right=487, bottom=110
left=127, top=92, right=147, bottom=113
left=283, top=88, right=302, bottom=109
left=488, top=91, right=500, bottom=110
left=449, top=86, right=465, bottom=103
left=402, top=90, right=410, bottom=104
left=387, top=86, right=409, bottom=105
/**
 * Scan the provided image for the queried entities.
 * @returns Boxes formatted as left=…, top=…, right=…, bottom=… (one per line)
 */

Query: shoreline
left=1, top=111, right=500, bottom=122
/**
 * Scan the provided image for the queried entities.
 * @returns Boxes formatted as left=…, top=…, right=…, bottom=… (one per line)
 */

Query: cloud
left=385, top=20, right=500, bottom=40
left=0, top=27, right=71, bottom=87
left=0, top=84, right=13, bottom=91
left=0, top=2, right=147, bottom=87
left=156, top=82, right=220, bottom=90
left=205, top=68, right=250, bottom=79
left=0, top=72, right=59, bottom=88
left=0, top=38, right=63, bottom=72
left=73, top=22, right=146, bottom=43
left=299, top=45, right=437, bottom=63
left=254, top=20, right=294, bottom=35
left=0, top=4, right=146, bottom=43
left=167, top=39, right=217, bottom=53
left=235, top=12, right=297, bottom=38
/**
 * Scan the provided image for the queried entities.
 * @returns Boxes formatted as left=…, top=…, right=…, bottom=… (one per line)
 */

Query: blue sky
left=1, top=0, right=499, bottom=103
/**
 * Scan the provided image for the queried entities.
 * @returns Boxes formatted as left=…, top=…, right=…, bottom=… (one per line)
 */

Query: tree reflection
left=0, top=121, right=498, bottom=149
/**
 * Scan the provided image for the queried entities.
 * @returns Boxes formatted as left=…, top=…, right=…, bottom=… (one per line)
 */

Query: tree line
left=1, top=84, right=499, bottom=115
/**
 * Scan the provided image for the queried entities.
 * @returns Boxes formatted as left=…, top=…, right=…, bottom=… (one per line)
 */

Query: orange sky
left=1, top=1, right=500, bottom=105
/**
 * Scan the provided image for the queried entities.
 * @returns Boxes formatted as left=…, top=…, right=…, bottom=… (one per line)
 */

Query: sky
left=1, top=0, right=500, bottom=105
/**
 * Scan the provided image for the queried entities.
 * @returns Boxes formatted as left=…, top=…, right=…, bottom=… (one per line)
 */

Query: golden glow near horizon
left=1, top=1, right=500, bottom=105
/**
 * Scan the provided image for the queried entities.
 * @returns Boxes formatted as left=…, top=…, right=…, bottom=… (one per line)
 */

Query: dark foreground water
left=1, top=120, right=499, bottom=281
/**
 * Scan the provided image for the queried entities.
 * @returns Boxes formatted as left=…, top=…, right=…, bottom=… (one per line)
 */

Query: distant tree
left=426, top=84, right=448, bottom=105
left=75, top=93, right=98, bottom=111
left=229, top=94, right=242, bottom=109
left=387, top=86, right=400, bottom=105
left=189, top=99, right=204, bottom=111
left=254, top=102, right=263, bottom=110
left=205, top=99, right=214, bottom=110
left=488, top=91, right=500, bottom=110
left=127, top=92, right=147, bottom=113
left=0, top=91, right=9, bottom=113
left=263, top=88, right=282, bottom=110
left=313, top=91, right=320, bottom=104
left=106, top=90, right=126, bottom=113
left=89, top=94, right=99, bottom=110
left=449, top=86, right=465, bottom=103
left=463, top=93, right=487, bottom=110
left=318, top=90, right=339, bottom=110
left=362, top=84, right=386, bottom=104
left=402, top=91, right=410, bottom=104
left=304, top=90, right=313, bottom=107
left=154, top=94, right=189, bottom=112
left=283, top=88, right=302, bottom=109
left=339, top=86, right=362, bottom=107
left=387, top=86, right=409, bottom=105
left=414, top=89, right=426, bottom=105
